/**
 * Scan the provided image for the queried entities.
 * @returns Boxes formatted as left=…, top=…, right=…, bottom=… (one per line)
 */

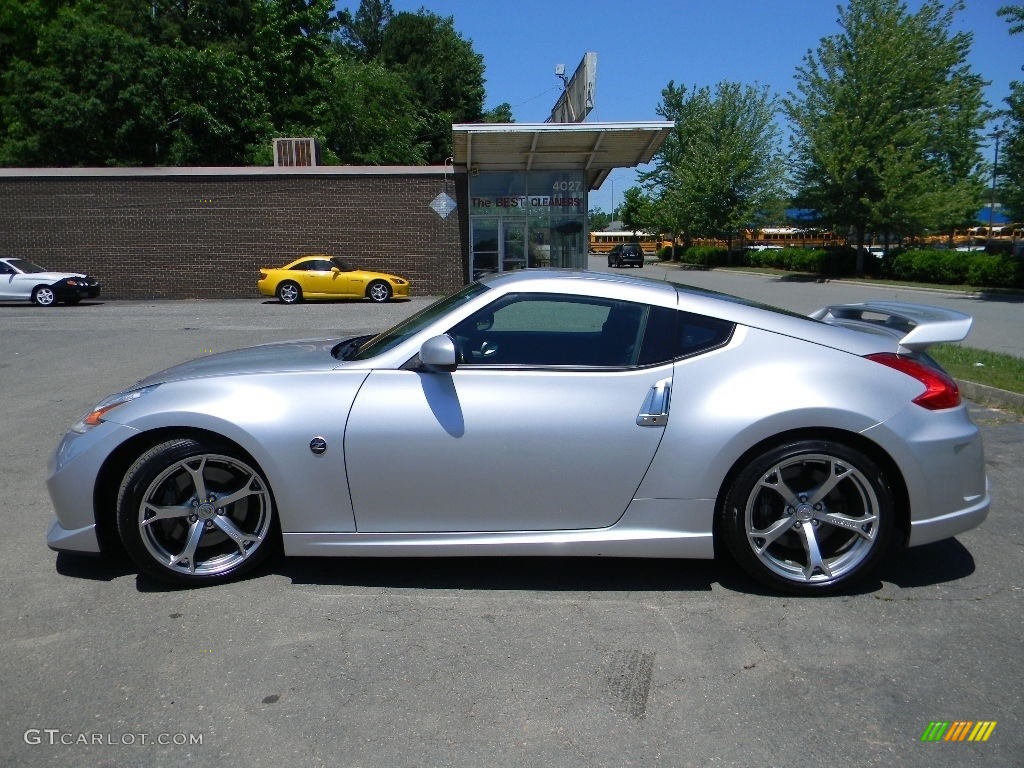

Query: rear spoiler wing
left=808, top=301, right=972, bottom=352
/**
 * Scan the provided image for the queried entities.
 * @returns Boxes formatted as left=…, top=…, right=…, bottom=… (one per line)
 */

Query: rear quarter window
left=637, top=306, right=734, bottom=365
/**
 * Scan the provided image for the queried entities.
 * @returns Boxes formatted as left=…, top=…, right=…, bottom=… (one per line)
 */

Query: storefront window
left=469, top=171, right=586, bottom=279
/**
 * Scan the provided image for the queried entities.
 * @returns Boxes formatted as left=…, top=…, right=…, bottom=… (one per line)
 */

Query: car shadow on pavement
left=877, top=538, right=976, bottom=588
left=277, top=556, right=720, bottom=593
left=53, top=539, right=976, bottom=595
left=55, top=551, right=135, bottom=581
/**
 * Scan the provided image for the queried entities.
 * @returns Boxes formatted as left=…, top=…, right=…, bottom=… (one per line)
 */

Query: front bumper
left=46, top=421, right=136, bottom=554
left=53, top=277, right=100, bottom=300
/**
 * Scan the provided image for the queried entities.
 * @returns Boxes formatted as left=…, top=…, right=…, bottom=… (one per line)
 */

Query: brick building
left=0, top=122, right=672, bottom=301
left=0, top=165, right=467, bottom=300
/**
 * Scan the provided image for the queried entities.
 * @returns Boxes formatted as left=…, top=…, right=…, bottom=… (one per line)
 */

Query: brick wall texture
left=0, top=169, right=468, bottom=300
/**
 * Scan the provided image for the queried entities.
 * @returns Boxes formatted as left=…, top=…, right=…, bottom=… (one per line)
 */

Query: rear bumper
left=863, top=404, right=990, bottom=547
left=907, top=479, right=990, bottom=546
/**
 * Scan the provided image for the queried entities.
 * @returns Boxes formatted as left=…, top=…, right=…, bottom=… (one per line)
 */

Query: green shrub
left=682, top=246, right=728, bottom=267
left=888, top=248, right=1024, bottom=287
left=965, top=253, right=1020, bottom=288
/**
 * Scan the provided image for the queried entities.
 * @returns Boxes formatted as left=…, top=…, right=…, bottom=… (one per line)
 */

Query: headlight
left=71, top=386, right=156, bottom=433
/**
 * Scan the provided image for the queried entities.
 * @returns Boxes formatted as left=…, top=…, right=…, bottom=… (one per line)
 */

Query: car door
left=343, top=294, right=674, bottom=533
left=0, top=262, right=17, bottom=299
left=292, top=259, right=335, bottom=298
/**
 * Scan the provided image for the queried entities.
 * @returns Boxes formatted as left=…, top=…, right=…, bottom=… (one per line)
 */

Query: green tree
left=482, top=102, right=514, bottom=123
left=315, top=58, right=428, bottom=165
left=998, top=5, right=1024, bottom=220
left=0, top=3, right=163, bottom=165
left=587, top=207, right=613, bottom=232
left=337, top=0, right=392, bottom=60
left=379, top=10, right=486, bottom=162
left=643, top=80, right=785, bottom=252
left=785, top=0, right=987, bottom=273
left=618, top=186, right=654, bottom=235
left=0, top=0, right=496, bottom=168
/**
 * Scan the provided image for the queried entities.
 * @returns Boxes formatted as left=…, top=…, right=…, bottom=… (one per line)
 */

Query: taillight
left=866, top=352, right=961, bottom=410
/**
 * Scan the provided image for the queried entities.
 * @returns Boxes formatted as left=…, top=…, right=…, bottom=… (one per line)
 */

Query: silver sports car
left=47, top=270, right=989, bottom=594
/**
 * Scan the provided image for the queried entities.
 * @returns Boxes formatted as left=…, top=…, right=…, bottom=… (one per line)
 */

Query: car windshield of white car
left=8, top=258, right=45, bottom=273
left=343, top=282, right=490, bottom=361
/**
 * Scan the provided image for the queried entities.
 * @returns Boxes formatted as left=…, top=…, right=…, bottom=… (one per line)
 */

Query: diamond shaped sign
left=430, top=192, right=457, bottom=219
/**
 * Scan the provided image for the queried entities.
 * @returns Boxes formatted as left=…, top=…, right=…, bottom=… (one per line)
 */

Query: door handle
left=637, top=378, right=671, bottom=426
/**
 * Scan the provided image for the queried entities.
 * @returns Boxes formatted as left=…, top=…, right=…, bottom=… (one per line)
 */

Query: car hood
left=24, top=271, right=90, bottom=281
left=135, top=338, right=344, bottom=387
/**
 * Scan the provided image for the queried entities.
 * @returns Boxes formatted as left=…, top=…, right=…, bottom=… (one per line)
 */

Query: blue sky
left=369, top=0, right=1021, bottom=212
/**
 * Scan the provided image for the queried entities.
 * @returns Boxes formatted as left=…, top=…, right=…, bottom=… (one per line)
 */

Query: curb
left=956, top=379, right=1024, bottom=412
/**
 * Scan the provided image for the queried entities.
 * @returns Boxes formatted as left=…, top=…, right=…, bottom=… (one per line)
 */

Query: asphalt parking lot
left=2, top=277, right=1022, bottom=768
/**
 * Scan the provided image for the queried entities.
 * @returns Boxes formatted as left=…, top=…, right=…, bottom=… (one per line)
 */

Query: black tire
left=719, top=440, right=893, bottom=595
left=32, top=285, right=57, bottom=306
left=116, top=439, right=276, bottom=586
left=367, top=280, right=392, bottom=303
left=276, top=281, right=302, bottom=304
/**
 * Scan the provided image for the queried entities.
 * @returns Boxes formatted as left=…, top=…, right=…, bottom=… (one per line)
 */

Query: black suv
left=607, top=243, right=645, bottom=268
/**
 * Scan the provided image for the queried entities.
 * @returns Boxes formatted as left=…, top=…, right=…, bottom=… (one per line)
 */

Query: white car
left=0, top=257, right=101, bottom=306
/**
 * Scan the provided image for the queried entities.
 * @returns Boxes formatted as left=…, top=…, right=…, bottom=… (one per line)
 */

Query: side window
left=449, top=293, right=646, bottom=367
left=448, top=295, right=734, bottom=368
left=0, top=263, right=12, bottom=275
left=292, top=260, right=333, bottom=272
left=636, top=307, right=734, bottom=365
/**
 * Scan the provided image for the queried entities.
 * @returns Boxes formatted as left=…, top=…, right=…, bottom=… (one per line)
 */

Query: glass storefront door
left=468, top=170, right=587, bottom=281
left=502, top=221, right=527, bottom=271
left=470, top=218, right=498, bottom=280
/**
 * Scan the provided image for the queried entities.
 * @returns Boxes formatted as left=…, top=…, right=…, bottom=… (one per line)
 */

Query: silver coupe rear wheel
left=721, top=441, right=893, bottom=594
left=117, top=440, right=275, bottom=585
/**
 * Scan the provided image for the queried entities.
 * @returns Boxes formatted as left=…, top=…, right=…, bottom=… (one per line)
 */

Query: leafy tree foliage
left=0, top=0, right=498, bottom=167
left=587, top=207, right=613, bottom=232
left=785, top=0, right=986, bottom=272
left=998, top=5, right=1024, bottom=220
left=379, top=10, right=486, bottom=162
left=641, top=80, right=785, bottom=249
left=337, top=0, right=392, bottom=60
left=618, top=186, right=654, bottom=234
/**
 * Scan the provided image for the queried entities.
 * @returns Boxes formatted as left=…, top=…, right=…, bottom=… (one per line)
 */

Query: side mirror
left=419, top=335, right=458, bottom=372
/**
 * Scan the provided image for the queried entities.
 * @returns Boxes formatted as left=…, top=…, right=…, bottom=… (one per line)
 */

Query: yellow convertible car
left=258, top=255, right=410, bottom=304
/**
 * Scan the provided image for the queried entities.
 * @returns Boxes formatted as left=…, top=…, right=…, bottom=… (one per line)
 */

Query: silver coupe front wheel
left=721, top=440, right=894, bottom=595
left=117, top=439, right=275, bottom=585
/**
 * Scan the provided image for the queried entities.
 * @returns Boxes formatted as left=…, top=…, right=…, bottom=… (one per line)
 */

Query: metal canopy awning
left=452, top=121, right=674, bottom=190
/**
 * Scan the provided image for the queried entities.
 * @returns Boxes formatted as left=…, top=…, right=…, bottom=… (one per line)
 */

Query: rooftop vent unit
left=273, top=138, right=320, bottom=167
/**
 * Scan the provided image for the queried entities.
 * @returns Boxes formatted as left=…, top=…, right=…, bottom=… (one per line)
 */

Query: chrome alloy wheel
left=367, top=281, right=392, bottom=302
left=135, top=452, right=272, bottom=578
left=33, top=286, right=56, bottom=306
left=744, top=453, right=880, bottom=585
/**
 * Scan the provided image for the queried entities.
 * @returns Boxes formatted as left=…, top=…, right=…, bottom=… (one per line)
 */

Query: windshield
left=342, top=282, right=489, bottom=360
left=7, top=258, right=46, bottom=273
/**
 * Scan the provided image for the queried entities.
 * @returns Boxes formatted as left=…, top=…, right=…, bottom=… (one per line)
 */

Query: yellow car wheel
left=276, top=281, right=302, bottom=304
left=367, top=280, right=392, bottom=303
